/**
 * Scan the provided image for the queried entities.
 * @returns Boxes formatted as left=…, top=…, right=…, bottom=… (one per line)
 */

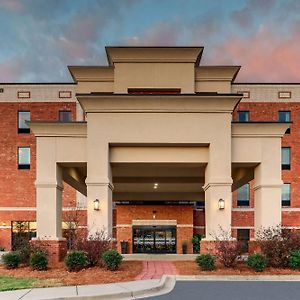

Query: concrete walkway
left=135, top=261, right=178, bottom=280
left=0, top=276, right=175, bottom=300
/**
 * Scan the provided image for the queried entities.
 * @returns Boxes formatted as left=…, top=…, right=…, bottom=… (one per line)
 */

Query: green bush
left=288, top=250, right=300, bottom=270
left=2, top=252, right=21, bottom=269
left=192, top=234, right=202, bottom=254
left=102, top=249, right=123, bottom=271
left=247, top=253, right=268, bottom=272
left=64, top=251, right=89, bottom=272
left=196, top=254, right=215, bottom=271
left=30, top=251, right=48, bottom=271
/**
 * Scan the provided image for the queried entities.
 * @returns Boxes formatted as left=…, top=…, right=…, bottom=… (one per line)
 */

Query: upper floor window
left=237, top=111, right=249, bottom=122
left=237, top=183, right=250, bottom=207
left=59, top=111, right=72, bottom=122
left=278, top=111, right=291, bottom=134
left=282, top=183, right=291, bottom=207
left=282, top=147, right=291, bottom=170
left=18, top=111, right=30, bottom=133
left=18, top=147, right=30, bottom=169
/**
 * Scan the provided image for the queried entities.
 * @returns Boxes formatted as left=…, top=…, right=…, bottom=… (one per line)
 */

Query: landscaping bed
left=0, top=261, right=143, bottom=291
left=174, top=261, right=300, bottom=276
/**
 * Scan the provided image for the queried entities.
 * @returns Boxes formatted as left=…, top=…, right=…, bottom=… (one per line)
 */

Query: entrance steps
left=123, top=254, right=199, bottom=261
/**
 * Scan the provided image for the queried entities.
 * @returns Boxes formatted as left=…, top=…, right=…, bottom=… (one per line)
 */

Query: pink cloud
left=0, top=59, right=23, bottom=82
left=206, top=26, right=300, bottom=82
left=126, top=22, right=179, bottom=46
left=0, top=0, right=23, bottom=12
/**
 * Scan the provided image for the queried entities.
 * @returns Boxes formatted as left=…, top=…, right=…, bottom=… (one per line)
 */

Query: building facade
left=0, top=47, right=296, bottom=261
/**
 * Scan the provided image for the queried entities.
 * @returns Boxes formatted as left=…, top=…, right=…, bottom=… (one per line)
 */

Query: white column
left=86, top=114, right=113, bottom=237
left=35, top=137, right=63, bottom=240
left=203, top=140, right=233, bottom=240
left=254, top=138, right=282, bottom=233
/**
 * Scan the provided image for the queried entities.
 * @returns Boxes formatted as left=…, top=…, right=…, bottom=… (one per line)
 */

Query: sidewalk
left=2, top=274, right=300, bottom=300
left=135, top=261, right=178, bottom=280
left=0, top=275, right=175, bottom=300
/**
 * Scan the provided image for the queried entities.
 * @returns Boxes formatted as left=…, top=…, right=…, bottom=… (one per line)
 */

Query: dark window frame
left=282, top=147, right=291, bottom=170
left=18, top=146, right=30, bottom=170
left=237, top=183, right=250, bottom=207
left=278, top=111, right=291, bottom=134
left=59, top=110, right=72, bottom=122
left=282, top=183, right=291, bottom=207
left=237, top=229, right=250, bottom=253
left=18, top=111, right=30, bottom=134
left=237, top=111, right=250, bottom=122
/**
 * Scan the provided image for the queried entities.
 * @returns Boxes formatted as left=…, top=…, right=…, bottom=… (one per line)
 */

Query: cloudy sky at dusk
left=0, top=0, right=299, bottom=83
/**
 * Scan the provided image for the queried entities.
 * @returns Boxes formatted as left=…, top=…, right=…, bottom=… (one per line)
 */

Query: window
left=237, top=184, right=250, bottom=206
left=278, top=111, right=291, bottom=134
left=237, top=111, right=249, bottom=122
left=18, top=111, right=30, bottom=133
left=282, top=147, right=291, bottom=170
left=18, top=147, right=30, bottom=169
left=11, top=221, right=36, bottom=250
left=195, top=201, right=205, bottom=209
left=282, top=183, right=291, bottom=207
left=237, top=229, right=250, bottom=253
left=59, top=111, right=72, bottom=122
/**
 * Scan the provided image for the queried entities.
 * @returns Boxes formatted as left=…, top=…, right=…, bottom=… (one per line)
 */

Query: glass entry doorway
left=133, top=225, right=176, bottom=253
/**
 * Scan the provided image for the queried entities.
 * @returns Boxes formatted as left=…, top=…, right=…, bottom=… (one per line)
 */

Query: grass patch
left=0, top=276, right=38, bottom=291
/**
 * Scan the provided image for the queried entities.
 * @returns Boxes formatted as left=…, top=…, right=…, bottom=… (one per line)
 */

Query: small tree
left=76, top=230, right=114, bottom=267
left=256, top=225, right=300, bottom=268
left=213, top=227, right=243, bottom=268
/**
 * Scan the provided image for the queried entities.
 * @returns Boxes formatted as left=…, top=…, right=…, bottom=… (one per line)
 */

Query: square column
left=253, top=138, right=283, bottom=234
left=203, top=182, right=232, bottom=240
left=86, top=181, right=113, bottom=236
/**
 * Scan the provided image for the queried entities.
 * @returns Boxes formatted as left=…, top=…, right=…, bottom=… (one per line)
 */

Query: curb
left=43, top=275, right=176, bottom=300
left=0, top=275, right=176, bottom=300
left=175, top=275, right=300, bottom=281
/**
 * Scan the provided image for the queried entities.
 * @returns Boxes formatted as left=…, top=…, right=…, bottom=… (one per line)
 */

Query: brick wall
left=0, top=102, right=78, bottom=250
left=116, top=205, right=193, bottom=254
left=234, top=101, right=300, bottom=228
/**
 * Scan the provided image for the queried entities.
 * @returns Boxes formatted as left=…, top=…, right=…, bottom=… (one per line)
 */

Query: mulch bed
left=0, top=261, right=143, bottom=287
left=174, top=261, right=300, bottom=276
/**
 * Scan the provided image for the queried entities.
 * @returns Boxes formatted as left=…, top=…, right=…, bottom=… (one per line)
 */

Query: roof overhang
left=105, top=46, right=204, bottom=66
left=76, top=93, right=242, bottom=113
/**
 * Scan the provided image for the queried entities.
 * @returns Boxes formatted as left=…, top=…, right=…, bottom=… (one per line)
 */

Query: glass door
left=132, top=226, right=176, bottom=253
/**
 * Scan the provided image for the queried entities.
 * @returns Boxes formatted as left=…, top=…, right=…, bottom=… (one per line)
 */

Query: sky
left=0, top=0, right=299, bottom=83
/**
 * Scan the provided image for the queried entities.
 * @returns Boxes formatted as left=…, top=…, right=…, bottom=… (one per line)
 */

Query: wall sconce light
left=94, top=199, right=100, bottom=211
left=153, top=210, right=157, bottom=219
left=218, top=198, right=225, bottom=210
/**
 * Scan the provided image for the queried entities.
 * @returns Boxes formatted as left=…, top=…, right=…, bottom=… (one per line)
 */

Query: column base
left=30, top=239, right=67, bottom=265
left=200, top=240, right=218, bottom=255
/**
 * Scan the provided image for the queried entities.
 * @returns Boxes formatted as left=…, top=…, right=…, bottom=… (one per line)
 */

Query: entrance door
left=133, top=226, right=176, bottom=253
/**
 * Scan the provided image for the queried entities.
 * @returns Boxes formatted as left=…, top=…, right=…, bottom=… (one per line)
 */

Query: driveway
left=144, top=280, right=300, bottom=300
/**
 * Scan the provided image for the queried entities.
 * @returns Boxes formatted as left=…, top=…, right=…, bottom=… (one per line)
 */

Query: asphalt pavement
left=144, top=280, right=300, bottom=300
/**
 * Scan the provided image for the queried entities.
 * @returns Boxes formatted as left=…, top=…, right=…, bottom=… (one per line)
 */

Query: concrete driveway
left=144, top=280, right=300, bottom=300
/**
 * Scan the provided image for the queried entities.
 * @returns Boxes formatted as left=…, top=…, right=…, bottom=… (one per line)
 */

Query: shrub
left=196, top=254, right=215, bottom=271
left=65, top=251, right=89, bottom=272
left=192, top=234, right=203, bottom=254
left=256, top=226, right=300, bottom=268
left=288, top=250, right=300, bottom=270
left=247, top=253, right=268, bottom=272
left=102, top=249, right=123, bottom=271
left=75, top=231, right=114, bottom=267
left=2, top=251, right=21, bottom=269
left=216, top=240, right=243, bottom=268
left=30, top=251, right=48, bottom=271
